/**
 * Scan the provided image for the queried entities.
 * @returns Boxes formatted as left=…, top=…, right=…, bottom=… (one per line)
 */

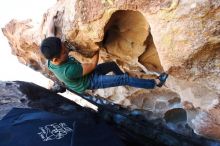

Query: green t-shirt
left=48, top=57, right=90, bottom=93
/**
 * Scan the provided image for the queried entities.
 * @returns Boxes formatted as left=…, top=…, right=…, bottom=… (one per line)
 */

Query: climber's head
left=40, top=37, right=68, bottom=64
left=40, top=37, right=62, bottom=60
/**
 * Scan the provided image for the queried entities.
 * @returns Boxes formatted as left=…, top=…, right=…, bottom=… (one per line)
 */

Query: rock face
left=0, top=81, right=81, bottom=119
left=1, top=81, right=220, bottom=146
left=2, top=0, right=220, bottom=140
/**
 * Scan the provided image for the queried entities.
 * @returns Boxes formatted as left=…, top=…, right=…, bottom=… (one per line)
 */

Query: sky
left=0, top=0, right=56, bottom=87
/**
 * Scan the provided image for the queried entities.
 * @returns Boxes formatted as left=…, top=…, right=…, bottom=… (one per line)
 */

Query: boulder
left=2, top=0, right=220, bottom=140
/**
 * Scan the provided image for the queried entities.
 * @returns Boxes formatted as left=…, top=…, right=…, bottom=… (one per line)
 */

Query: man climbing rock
left=40, top=13, right=168, bottom=94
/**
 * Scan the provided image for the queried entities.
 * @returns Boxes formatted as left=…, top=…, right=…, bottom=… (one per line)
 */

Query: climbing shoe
left=157, top=72, right=168, bottom=87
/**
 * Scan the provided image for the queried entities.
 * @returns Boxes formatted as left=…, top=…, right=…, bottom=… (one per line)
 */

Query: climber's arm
left=47, top=15, right=56, bottom=37
left=46, top=12, right=57, bottom=37
left=81, top=51, right=99, bottom=76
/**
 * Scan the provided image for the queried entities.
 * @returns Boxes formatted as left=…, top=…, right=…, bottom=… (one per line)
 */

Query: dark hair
left=40, top=37, right=62, bottom=60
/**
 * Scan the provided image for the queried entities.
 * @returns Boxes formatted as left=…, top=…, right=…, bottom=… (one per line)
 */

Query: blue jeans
left=88, top=62, right=156, bottom=90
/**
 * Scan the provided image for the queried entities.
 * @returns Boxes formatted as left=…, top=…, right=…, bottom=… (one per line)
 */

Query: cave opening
left=102, top=10, right=163, bottom=72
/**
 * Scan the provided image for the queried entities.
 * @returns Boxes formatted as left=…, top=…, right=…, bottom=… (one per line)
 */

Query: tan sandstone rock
left=2, top=0, right=220, bottom=140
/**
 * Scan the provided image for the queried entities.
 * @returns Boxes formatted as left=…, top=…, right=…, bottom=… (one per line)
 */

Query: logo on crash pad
left=38, top=123, right=73, bottom=141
